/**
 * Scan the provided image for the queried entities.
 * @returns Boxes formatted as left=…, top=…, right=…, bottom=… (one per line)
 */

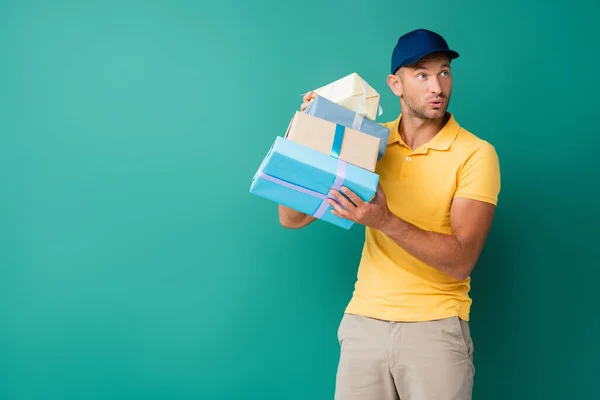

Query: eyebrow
left=413, top=63, right=451, bottom=71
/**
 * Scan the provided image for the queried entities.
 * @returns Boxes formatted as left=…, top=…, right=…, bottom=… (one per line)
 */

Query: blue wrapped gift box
left=249, top=136, right=380, bottom=230
left=304, top=95, right=390, bottom=160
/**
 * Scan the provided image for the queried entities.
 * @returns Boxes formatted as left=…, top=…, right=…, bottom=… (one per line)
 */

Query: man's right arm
left=278, top=205, right=315, bottom=229
left=277, top=91, right=320, bottom=229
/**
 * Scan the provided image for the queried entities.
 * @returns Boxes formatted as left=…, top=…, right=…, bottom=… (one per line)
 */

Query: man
left=279, top=28, right=500, bottom=399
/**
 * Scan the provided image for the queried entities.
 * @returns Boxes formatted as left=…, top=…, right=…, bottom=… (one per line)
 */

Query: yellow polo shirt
left=345, top=112, right=501, bottom=322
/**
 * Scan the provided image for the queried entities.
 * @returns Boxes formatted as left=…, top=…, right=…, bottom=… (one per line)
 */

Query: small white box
left=310, top=72, right=382, bottom=121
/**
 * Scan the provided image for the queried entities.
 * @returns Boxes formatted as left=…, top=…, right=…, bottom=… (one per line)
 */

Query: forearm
left=379, top=215, right=473, bottom=280
left=278, top=205, right=315, bottom=229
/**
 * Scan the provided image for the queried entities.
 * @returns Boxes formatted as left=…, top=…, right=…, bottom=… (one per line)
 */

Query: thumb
left=371, top=183, right=385, bottom=203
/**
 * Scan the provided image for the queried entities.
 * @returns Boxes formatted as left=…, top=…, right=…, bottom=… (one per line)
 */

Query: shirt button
left=406, top=156, right=412, bottom=161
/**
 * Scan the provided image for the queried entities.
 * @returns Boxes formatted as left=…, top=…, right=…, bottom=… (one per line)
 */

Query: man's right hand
left=300, top=91, right=317, bottom=112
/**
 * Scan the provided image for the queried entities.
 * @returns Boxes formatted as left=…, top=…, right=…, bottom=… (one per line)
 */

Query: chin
left=426, top=109, right=447, bottom=119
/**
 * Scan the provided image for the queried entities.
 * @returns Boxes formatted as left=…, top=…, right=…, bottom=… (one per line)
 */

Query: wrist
left=378, top=208, right=399, bottom=233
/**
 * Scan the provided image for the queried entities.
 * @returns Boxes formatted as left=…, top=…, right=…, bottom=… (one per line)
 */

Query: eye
left=440, top=70, right=450, bottom=77
left=417, top=73, right=426, bottom=80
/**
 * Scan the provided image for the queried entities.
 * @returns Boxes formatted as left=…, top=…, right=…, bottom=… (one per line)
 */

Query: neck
left=399, top=112, right=449, bottom=150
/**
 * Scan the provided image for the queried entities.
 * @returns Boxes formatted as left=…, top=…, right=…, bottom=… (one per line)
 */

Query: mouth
left=429, top=98, right=444, bottom=108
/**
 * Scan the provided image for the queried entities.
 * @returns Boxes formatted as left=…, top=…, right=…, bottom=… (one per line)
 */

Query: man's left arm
left=373, top=197, right=496, bottom=281
left=328, top=143, right=501, bottom=281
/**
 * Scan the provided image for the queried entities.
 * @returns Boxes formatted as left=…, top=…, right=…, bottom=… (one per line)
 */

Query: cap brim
left=402, top=49, right=460, bottom=68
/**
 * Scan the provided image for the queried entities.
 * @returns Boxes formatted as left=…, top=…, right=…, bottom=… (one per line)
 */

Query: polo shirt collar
left=388, top=112, right=460, bottom=151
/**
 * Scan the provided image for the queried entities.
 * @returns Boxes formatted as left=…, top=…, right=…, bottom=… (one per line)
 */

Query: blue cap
left=391, top=29, right=459, bottom=74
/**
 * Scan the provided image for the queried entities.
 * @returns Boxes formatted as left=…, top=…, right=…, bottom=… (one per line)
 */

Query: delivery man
left=279, top=28, right=501, bottom=399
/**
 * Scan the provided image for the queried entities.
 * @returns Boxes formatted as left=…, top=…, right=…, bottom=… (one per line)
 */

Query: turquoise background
left=1, top=0, right=598, bottom=399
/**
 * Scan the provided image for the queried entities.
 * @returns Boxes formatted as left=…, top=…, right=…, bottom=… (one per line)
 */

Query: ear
left=387, top=73, right=403, bottom=97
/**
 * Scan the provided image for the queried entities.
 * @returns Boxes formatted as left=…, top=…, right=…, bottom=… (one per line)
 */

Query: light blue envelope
left=304, top=95, right=390, bottom=160
left=249, top=136, right=379, bottom=230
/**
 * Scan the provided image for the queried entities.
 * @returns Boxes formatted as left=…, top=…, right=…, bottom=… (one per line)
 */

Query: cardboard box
left=249, top=136, right=379, bottom=230
left=309, top=72, right=382, bottom=121
left=304, top=95, right=390, bottom=160
left=284, top=111, right=381, bottom=172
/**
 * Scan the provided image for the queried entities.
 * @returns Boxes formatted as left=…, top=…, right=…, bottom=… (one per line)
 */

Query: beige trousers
left=335, top=313, right=475, bottom=400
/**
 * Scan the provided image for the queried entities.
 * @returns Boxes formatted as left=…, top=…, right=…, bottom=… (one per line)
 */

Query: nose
left=429, top=77, right=442, bottom=95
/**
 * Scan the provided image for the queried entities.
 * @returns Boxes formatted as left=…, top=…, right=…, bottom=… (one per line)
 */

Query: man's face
left=388, top=54, right=453, bottom=120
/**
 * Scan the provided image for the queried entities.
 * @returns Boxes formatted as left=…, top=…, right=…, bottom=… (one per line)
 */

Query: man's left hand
left=328, top=183, right=393, bottom=230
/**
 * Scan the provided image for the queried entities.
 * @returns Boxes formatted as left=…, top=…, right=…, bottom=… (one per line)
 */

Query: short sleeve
left=454, top=142, right=501, bottom=205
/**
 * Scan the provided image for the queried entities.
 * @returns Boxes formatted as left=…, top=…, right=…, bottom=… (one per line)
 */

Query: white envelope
left=309, top=72, right=383, bottom=121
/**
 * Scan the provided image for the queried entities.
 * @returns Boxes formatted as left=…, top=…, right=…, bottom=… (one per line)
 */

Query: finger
left=327, top=197, right=350, bottom=214
left=340, top=186, right=364, bottom=206
left=300, top=101, right=313, bottom=111
left=303, top=91, right=317, bottom=102
left=300, top=93, right=317, bottom=111
left=329, top=189, right=357, bottom=211
left=329, top=203, right=353, bottom=220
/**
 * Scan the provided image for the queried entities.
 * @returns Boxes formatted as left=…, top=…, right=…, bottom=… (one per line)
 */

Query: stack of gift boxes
left=249, top=72, right=390, bottom=230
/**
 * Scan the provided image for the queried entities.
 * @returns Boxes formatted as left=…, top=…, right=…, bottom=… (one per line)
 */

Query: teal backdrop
left=1, top=0, right=598, bottom=399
